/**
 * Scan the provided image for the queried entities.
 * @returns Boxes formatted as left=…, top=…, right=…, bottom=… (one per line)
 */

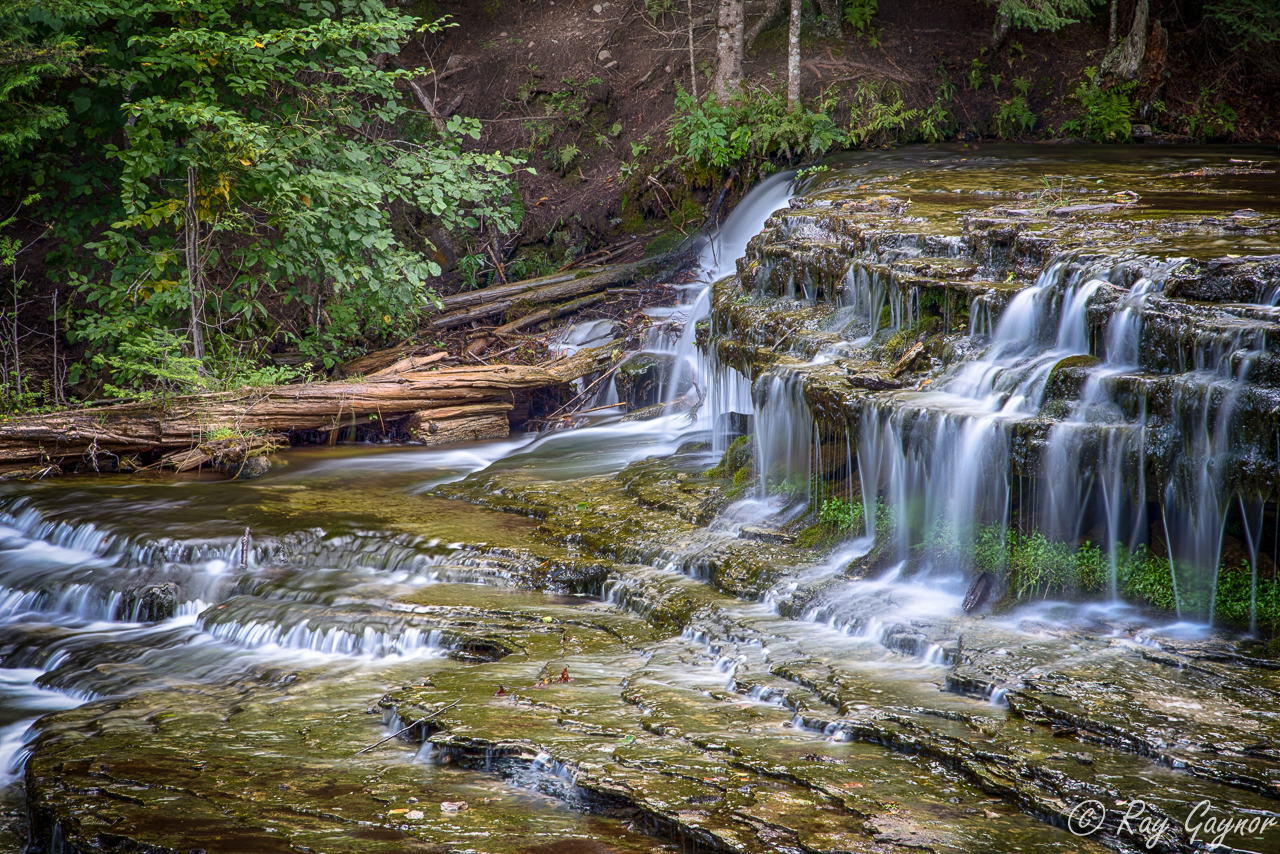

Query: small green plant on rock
left=706, top=434, right=755, bottom=502
left=819, top=497, right=865, bottom=529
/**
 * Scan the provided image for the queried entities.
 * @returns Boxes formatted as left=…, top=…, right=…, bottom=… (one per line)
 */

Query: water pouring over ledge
left=3, top=145, right=1280, bottom=853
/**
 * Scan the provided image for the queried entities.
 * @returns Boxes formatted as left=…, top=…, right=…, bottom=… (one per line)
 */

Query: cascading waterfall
left=701, top=154, right=1280, bottom=629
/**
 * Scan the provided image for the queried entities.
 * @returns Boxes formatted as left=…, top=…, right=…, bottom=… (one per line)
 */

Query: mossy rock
left=706, top=434, right=753, bottom=479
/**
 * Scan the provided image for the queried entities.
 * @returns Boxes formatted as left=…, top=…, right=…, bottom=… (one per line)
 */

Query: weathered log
left=405, top=408, right=511, bottom=445
left=466, top=291, right=612, bottom=358
left=338, top=340, right=437, bottom=377
left=431, top=245, right=694, bottom=333
left=436, top=268, right=606, bottom=313
left=0, top=346, right=613, bottom=468
left=429, top=264, right=642, bottom=331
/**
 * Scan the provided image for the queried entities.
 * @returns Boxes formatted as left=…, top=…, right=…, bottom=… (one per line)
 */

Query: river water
left=3, top=145, right=1280, bottom=853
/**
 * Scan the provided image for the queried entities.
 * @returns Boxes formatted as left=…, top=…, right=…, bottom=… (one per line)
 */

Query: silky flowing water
left=4, top=146, right=1280, bottom=854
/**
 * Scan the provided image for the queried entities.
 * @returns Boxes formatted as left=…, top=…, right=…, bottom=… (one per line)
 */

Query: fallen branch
left=466, top=291, right=611, bottom=358
left=802, top=59, right=918, bottom=85
left=354, top=699, right=461, bottom=756
left=533, top=353, right=633, bottom=427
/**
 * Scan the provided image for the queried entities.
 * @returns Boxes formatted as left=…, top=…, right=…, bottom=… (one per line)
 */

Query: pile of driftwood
left=0, top=251, right=694, bottom=479
left=339, top=257, right=677, bottom=376
left=0, top=341, right=617, bottom=480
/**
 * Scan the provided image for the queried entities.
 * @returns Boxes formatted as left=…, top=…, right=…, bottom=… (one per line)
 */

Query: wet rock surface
left=8, top=441, right=1280, bottom=854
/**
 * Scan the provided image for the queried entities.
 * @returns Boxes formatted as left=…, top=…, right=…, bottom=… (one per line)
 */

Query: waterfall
left=696, top=166, right=1280, bottom=625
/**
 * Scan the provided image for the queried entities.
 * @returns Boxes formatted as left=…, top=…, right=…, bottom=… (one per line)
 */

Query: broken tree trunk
left=1100, top=0, right=1149, bottom=81
left=0, top=346, right=614, bottom=471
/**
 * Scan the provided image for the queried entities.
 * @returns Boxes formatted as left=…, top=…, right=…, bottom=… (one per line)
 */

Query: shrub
left=1183, top=88, right=1238, bottom=140
left=819, top=497, right=865, bottom=529
left=993, top=76, right=1035, bottom=138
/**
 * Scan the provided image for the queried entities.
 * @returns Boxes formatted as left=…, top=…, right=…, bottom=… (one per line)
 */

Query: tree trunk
left=1101, top=0, right=1149, bottom=81
left=686, top=0, right=698, bottom=101
left=184, top=165, right=205, bottom=364
left=787, top=0, right=801, bottom=111
left=712, top=0, right=745, bottom=103
left=745, top=0, right=786, bottom=53
left=991, top=8, right=1012, bottom=49
left=1109, top=0, right=1119, bottom=47
left=814, top=0, right=842, bottom=36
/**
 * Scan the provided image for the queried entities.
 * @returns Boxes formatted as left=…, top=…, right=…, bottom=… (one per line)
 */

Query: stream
left=3, top=145, right=1280, bottom=854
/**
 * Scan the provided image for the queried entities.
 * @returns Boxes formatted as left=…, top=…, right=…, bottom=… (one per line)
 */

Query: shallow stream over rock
left=4, top=146, right=1280, bottom=854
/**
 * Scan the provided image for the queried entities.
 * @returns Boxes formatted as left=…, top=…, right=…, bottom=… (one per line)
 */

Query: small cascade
left=656, top=170, right=797, bottom=412
left=753, top=369, right=815, bottom=519
left=201, top=612, right=446, bottom=658
left=839, top=252, right=1122, bottom=570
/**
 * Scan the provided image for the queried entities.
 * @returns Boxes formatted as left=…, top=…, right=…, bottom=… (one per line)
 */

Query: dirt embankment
left=411, top=0, right=1275, bottom=284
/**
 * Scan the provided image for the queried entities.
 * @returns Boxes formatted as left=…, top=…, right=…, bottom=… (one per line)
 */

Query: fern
left=667, top=86, right=846, bottom=177
left=1061, top=67, right=1133, bottom=142
left=994, top=96, right=1035, bottom=138
left=844, top=0, right=878, bottom=32
left=847, top=81, right=920, bottom=147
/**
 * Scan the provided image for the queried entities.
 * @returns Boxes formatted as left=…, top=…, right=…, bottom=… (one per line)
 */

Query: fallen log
left=0, top=346, right=614, bottom=470
left=405, top=407, right=512, bottom=446
left=436, top=268, right=607, bottom=313
left=429, top=264, right=642, bottom=331
left=465, top=291, right=611, bottom=358
left=430, top=245, right=694, bottom=332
